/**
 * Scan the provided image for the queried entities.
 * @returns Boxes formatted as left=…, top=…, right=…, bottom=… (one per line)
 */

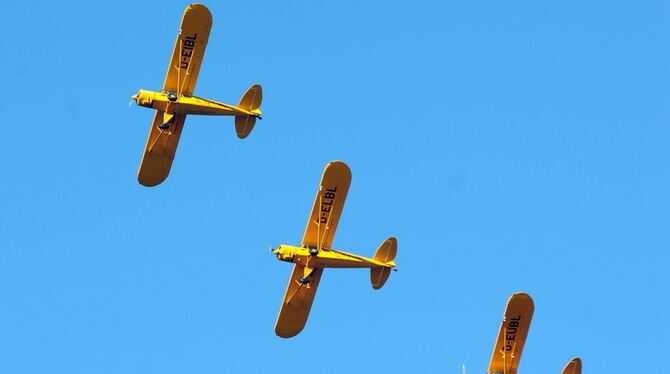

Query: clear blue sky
left=1, top=1, right=668, bottom=373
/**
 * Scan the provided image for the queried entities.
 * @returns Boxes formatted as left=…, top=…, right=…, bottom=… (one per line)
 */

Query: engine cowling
left=273, top=245, right=295, bottom=262
left=132, top=90, right=154, bottom=108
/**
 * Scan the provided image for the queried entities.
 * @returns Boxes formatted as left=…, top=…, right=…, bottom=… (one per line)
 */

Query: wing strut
left=175, top=37, right=197, bottom=98
left=315, top=195, right=335, bottom=254
left=147, top=128, right=168, bottom=152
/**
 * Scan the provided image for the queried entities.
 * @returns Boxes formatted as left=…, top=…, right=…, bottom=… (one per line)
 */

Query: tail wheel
left=298, top=277, right=310, bottom=284
left=158, top=123, right=170, bottom=130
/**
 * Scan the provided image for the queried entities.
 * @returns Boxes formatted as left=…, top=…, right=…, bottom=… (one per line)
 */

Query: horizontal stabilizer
left=235, top=115, right=257, bottom=139
left=235, top=84, right=263, bottom=139
left=238, top=84, right=262, bottom=111
left=370, top=267, right=391, bottom=290
left=370, top=237, right=397, bottom=289
left=374, top=237, right=397, bottom=263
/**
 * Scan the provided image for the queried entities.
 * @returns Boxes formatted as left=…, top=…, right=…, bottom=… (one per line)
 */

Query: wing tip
left=186, top=3, right=212, bottom=16
left=510, top=292, right=535, bottom=308
left=138, top=172, right=168, bottom=187
left=324, top=160, right=352, bottom=179
left=138, top=178, right=165, bottom=187
left=274, top=325, right=304, bottom=339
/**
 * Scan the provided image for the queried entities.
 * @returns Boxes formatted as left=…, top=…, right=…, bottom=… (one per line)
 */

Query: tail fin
left=370, top=237, right=397, bottom=289
left=235, top=84, right=262, bottom=139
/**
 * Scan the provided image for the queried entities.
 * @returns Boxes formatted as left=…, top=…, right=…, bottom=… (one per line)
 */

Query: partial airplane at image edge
left=488, top=293, right=582, bottom=374
left=561, top=358, right=582, bottom=374
left=132, top=3, right=263, bottom=187
left=271, top=161, right=398, bottom=338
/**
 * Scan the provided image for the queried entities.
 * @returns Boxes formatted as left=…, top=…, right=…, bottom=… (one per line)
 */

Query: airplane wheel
left=167, top=93, right=178, bottom=101
left=298, top=277, right=310, bottom=284
left=308, top=248, right=319, bottom=256
left=158, top=123, right=170, bottom=130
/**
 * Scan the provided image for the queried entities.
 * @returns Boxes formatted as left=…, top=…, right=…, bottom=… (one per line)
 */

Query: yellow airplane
left=271, top=161, right=398, bottom=338
left=132, top=3, right=262, bottom=187
left=488, top=293, right=582, bottom=374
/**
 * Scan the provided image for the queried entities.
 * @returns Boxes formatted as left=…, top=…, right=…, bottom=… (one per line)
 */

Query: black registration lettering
left=178, top=34, right=198, bottom=69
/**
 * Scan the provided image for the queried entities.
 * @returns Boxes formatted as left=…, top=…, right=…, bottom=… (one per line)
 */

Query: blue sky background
left=1, top=1, right=668, bottom=373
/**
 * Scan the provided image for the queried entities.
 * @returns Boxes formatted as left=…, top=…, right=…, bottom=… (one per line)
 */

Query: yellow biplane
left=271, top=161, right=398, bottom=338
left=132, top=3, right=262, bottom=186
left=488, top=293, right=582, bottom=374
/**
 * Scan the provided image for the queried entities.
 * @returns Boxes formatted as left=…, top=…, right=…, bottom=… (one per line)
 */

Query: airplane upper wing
left=560, top=358, right=582, bottom=374
left=301, top=161, right=352, bottom=250
left=274, top=265, right=324, bottom=338
left=163, top=3, right=212, bottom=96
left=488, top=293, right=535, bottom=374
left=137, top=4, right=212, bottom=186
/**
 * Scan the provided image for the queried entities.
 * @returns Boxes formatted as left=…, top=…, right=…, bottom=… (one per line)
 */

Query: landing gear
left=298, top=277, right=310, bottom=284
left=308, top=248, right=319, bottom=256
left=167, top=93, right=178, bottom=101
left=158, top=123, right=170, bottom=130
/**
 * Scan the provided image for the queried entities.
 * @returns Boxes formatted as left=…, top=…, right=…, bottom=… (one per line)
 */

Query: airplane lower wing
left=137, top=112, right=186, bottom=186
left=301, top=161, right=352, bottom=250
left=488, top=292, right=535, bottom=374
left=274, top=264, right=324, bottom=338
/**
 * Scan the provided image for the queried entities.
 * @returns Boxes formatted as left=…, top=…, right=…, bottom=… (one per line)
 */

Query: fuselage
left=132, top=89, right=261, bottom=117
left=273, top=245, right=396, bottom=269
